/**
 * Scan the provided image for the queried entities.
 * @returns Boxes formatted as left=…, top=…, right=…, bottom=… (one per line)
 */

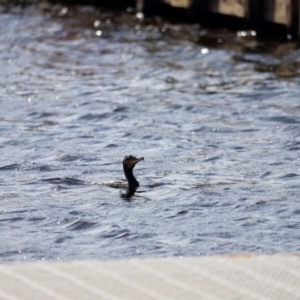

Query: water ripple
left=0, top=1, right=299, bottom=263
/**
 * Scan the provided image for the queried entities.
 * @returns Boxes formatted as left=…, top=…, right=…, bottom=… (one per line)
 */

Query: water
left=1, top=2, right=300, bottom=263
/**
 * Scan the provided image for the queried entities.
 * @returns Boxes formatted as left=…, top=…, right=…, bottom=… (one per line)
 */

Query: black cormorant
left=101, top=155, right=144, bottom=198
left=122, top=155, right=144, bottom=198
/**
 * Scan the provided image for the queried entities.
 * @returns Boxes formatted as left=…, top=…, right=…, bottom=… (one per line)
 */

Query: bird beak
left=134, top=157, right=144, bottom=164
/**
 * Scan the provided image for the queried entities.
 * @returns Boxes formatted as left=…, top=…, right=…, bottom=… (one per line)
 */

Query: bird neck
left=123, top=166, right=139, bottom=196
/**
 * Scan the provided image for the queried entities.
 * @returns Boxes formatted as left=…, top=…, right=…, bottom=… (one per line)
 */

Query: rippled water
left=1, top=2, right=300, bottom=263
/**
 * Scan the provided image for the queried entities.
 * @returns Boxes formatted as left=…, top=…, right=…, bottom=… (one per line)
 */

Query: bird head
left=123, top=155, right=144, bottom=169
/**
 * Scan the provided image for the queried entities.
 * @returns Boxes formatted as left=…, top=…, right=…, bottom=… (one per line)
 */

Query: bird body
left=101, top=180, right=127, bottom=189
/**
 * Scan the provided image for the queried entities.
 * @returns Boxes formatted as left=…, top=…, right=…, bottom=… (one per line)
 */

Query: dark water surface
left=1, top=2, right=300, bottom=263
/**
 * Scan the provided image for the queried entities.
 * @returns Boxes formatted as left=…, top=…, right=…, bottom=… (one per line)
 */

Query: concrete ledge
left=0, top=254, right=299, bottom=299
